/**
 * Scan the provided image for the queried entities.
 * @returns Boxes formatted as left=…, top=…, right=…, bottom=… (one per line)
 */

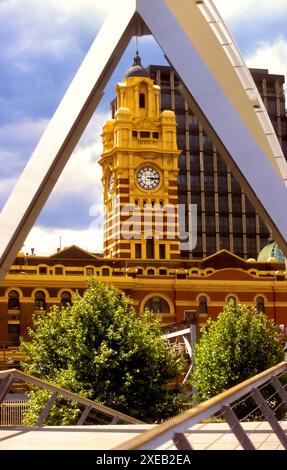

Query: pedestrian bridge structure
left=1, top=0, right=287, bottom=280
left=0, top=362, right=287, bottom=450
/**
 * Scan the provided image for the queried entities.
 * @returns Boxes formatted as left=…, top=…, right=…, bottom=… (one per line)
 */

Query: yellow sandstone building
left=99, top=52, right=180, bottom=260
left=0, top=56, right=287, bottom=363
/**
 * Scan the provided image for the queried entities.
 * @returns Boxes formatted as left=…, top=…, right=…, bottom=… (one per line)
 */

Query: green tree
left=21, top=279, right=183, bottom=424
left=192, top=301, right=284, bottom=402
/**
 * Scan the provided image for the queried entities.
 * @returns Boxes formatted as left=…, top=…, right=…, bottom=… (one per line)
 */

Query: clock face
left=108, top=172, right=114, bottom=194
left=136, top=166, right=160, bottom=190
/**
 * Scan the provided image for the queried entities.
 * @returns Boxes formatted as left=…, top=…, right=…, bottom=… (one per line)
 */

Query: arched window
left=8, top=290, right=20, bottom=310
left=227, top=296, right=236, bottom=305
left=60, top=291, right=72, bottom=308
left=256, top=296, right=265, bottom=314
left=147, top=269, right=155, bottom=275
left=144, top=297, right=170, bottom=314
left=34, top=291, right=46, bottom=311
left=139, top=93, right=146, bottom=108
left=146, top=237, right=154, bottom=259
left=198, top=296, right=208, bottom=314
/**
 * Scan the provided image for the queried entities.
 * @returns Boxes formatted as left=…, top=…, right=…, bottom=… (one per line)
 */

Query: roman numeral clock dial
left=136, top=166, right=160, bottom=190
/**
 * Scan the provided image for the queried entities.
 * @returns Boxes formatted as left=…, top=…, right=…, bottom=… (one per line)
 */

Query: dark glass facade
left=148, top=66, right=287, bottom=259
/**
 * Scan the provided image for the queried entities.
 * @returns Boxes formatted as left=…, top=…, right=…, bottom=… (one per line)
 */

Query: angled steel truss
left=1, top=0, right=287, bottom=281
left=0, top=368, right=143, bottom=425
left=114, top=361, right=287, bottom=450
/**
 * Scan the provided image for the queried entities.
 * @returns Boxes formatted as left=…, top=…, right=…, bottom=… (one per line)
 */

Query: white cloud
left=214, top=0, right=287, bottom=22
left=49, top=111, right=109, bottom=203
left=0, top=110, right=108, bottom=251
left=246, top=37, right=287, bottom=81
left=0, top=177, right=17, bottom=202
left=0, top=118, right=48, bottom=146
left=0, top=118, right=49, bottom=206
left=48, top=0, right=110, bottom=15
left=23, top=225, right=103, bottom=256
left=0, top=0, right=109, bottom=62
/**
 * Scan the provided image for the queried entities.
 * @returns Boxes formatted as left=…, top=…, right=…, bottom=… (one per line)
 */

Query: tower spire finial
left=133, top=50, right=142, bottom=67
left=133, top=36, right=142, bottom=66
left=125, top=38, right=149, bottom=78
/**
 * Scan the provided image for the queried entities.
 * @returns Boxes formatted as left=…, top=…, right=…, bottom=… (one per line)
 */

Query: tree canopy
left=21, top=279, right=183, bottom=424
left=192, top=301, right=284, bottom=402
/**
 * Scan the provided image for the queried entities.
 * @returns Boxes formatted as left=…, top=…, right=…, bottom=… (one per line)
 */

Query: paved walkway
left=0, top=422, right=286, bottom=450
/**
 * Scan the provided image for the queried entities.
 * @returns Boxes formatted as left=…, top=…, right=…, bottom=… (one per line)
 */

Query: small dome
left=104, top=119, right=115, bottom=126
left=161, top=110, right=176, bottom=120
left=103, top=119, right=115, bottom=130
left=125, top=52, right=149, bottom=78
left=115, top=107, right=131, bottom=115
left=257, top=240, right=285, bottom=263
left=162, top=110, right=174, bottom=116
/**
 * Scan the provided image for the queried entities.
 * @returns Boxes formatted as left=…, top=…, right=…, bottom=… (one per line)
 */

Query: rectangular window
left=8, top=324, right=20, bottom=347
left=159, top=269, right=167, bottom=275
left=140, top=131, right=150, bottom=138
left=55, top=267, right=63, bottom=275
left=135, top=244, right=142, bottom=259
left=233, top=216, right=243, bottom=234
left=159, top=244, right=166, bottom=259
left=39, top=267, right=47, bottom=275
left=161, top=93, right=171, bottom=110
left=233, top=236, right=243, bottom=253
left=206, top=236, right=217, bottom=255
left=152, top=132, right=159, bottom=139
left=86, top=268, right=94, bottom=276
left=132, top=131, right=138, bottom=138
left=146, top=239, right=155, bottom=259
left=218, top=195, right=228, bottom=213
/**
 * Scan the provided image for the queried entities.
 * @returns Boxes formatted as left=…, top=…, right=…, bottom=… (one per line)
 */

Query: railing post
left=252, top=387, right=287, bottom=450
left=270, top=375, right=287, bottom=409
left=221, top=405, right=256, bottom=450
left=77, top=405, right=91, bottom=425
left=36, top=392, right=58, bottom=427
left=111, top=415, right=119, bottom=424
left=0, top=374, right=14, bottom=403
left=173, top=433, right=193, bottom=450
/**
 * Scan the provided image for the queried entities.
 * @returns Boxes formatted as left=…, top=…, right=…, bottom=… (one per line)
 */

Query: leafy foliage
left=192, top=301, right=284, bottom=402
left=21, top=279, right=183, bottom=424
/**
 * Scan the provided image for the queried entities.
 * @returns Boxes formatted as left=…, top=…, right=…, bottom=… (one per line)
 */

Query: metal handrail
left=197, top=0, right=287, bottom=183
left=114, top=361, right=287, bottom=449
left=0, top=369, right=143, bottom=425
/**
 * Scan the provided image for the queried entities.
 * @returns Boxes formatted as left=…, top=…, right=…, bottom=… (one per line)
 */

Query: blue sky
left=1, top=0, right=287, bottom=255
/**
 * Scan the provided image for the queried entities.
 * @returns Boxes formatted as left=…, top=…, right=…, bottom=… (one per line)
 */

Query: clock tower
left=99, top=53, right=181, bottom=260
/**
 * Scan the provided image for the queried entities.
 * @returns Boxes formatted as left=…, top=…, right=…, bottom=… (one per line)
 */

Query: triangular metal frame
left=1, top=0, right=287, bottom=280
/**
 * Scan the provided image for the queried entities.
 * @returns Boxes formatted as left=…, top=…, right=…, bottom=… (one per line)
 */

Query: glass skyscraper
left=147, top=66, right=287, bottom=259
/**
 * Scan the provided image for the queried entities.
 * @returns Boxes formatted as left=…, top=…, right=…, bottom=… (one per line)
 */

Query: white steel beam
left=1, top=0, right=287, bottom=281
left=0, top=1, right=139, bottom=280
left=137, top=0, right=287, bottom=254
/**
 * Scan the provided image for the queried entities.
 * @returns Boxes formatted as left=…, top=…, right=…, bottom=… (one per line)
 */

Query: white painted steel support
left=0, top=1, right=139, bottom=281
left=221, top=405, right=255, bottom=450
left=270, top=375, right=287, bottom=409
left=173, top=433, right=193, bottom=450
left=36, top=392, right=58, bottom=427
left=252, top=387, right=287, bottom=449
left=77, top=405, right=92, bottom=426
left=0, top=375, right=14, bottom=404
left=1, top=0, right=287, bottom=281
left=114, top=362, right=287, bottom=450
